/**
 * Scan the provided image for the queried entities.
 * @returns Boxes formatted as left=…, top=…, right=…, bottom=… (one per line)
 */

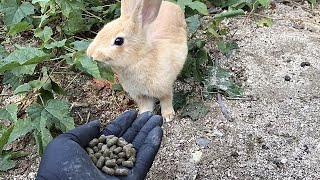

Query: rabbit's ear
left=121, top=0, right=138, bottom=17
left=131, top=0, right=162, bottom=27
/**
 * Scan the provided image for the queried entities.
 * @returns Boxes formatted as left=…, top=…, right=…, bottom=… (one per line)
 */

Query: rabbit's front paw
left=162, top=110, right=175, bottom=122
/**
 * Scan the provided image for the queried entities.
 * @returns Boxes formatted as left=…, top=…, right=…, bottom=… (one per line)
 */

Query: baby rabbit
left=87, top=0, right=188, bottom=122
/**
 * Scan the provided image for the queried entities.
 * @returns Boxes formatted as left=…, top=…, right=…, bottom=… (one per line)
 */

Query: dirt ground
left=1, top=1, right=320, bottom=180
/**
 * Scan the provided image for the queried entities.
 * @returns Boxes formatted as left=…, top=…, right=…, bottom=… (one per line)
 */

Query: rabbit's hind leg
left=159, top=92, right=175, bottom=122
left=134, top=95, right=155, bottom=114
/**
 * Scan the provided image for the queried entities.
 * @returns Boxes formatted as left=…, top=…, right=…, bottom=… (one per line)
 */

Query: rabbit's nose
left=87, top=46, right=104, bottom=62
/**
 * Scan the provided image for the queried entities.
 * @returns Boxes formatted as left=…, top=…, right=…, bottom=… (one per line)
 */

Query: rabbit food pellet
left=86, top=135, right=136, bottom=176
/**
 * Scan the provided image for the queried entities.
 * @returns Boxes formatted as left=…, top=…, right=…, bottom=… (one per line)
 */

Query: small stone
left=212, top=130, right=224, bottom=137
left=284, top=75, right=291, bottom=81
left=301, top=62, right=310, bottom=67
left=106, top=135, right=115, bottom=140
left=89, top=138, right=99, bottom=147
left=115, top=168, right=129, bottom=176
left=196, top=137, right=210, bottom=148
left=96, top=156, right=105, bottom=169
left=122, top=160, right=134, bottom=168
left=262, top=144, right=270, bottom=150
left=105, top=159, right=117, bottom=167
left=231, top=151, right=239, bottom=157
left=102, top=166, right=115, bottom=175
left=280, top=158, right=288, bottom=164
left=192, top=151, right=202, bottom=164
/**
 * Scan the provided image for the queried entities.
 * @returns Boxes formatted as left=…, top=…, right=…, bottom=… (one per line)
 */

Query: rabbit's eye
left=114, top=37, right=124, bottom=46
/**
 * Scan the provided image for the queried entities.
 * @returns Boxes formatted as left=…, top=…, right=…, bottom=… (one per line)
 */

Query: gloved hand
left=36, top=110, right=163, bottom=180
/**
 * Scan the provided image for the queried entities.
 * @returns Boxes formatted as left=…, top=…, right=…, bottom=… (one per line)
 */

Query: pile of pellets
left=86, top=134, right=136, bottom=176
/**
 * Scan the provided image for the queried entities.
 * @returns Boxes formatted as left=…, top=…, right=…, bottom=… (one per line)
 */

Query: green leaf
left=7, top=118, right=34, bottom=144
left=63, top=10, right=85, bottom=35
left=51, top=81, right=66, bottom=95
left=8, top=150, right=28, bottom=159
left=11, top=64, right=37, bottom=76
left=111, top=84, right=123, bottom=91
left=258, top=0, right=272, bottom=7
left=44, top=39, right=67, bottom=49
left=27, top=99, right=75, bottom=133
left=14, top=83, right=32, bottom=94
left=257, top=18, right=273, bottom=27
left=0, top=1, right=35, bottom=25
left=0, top=104, right=18, bottom=123
left=0, top=47, right=49, bottom=73
left=55, top=0, right=84, bottom=17
left=74, top=52, right=102, bottom=79
left=173, top=90, right=190, bottom=110
left=34, top=26, right=53, bottom=42
left=97, top=62, right=114, bottom=82
left=0, top=155, right=15, bottom=171
left=182, top=100, right=209, bottom=121
left=217, top=41, right=239, bottom=58
left=71, top=40, right=92, bottom=51
left=7, top=22, right=33, bottom=36
left=0, top=45, right=9, bottom=59
left=186, top=15, right=200, bottom=33
left=189, top=1, right=208, bottom=15
left=204, top=66, right=242, bottom=97
left=0, top=126, right=14, bottom=154
left=3, top=71, right=22, bottom=89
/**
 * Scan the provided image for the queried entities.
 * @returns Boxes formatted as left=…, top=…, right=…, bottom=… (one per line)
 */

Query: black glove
left=36, top=110, right=163, bottom=180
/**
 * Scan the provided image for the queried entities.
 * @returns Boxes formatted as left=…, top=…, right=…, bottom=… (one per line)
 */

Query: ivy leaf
left=189, top=1, right=208, bottom=15
left=14, top=83, right=32, bottom=94
left=10, top=64, right=37, bottom=76
left=0, top=45, right=9, bottom=59
left=0, top=154, right=15, bottom=171
left=55, top=0, right=84, bottom=18
left=27, top=99, right=75, bottom=133
left=0, top=1, right=35, bottom=25
left=63, top=10, right=85, bottom=35
left=74, top=52, right=102, bottom=79
left=258, top=0, right=272, bottom=7
left=7, top=22, right=33, bottom=36
left=0, top=126, right=14, bottom=154
left=3, top=71, right=22, bottom=89
left=34, top=27, right=53, bottom=43
left=7, top=118, right=34, bottom=144
left=182, top=100, right=209, bottom=121
left=186, top=15, right=200, bottom=33
left=0, top=104, right=18, bottom=123
left=0, top=47, right=49, bottom=73
left=44, top=39, right=67, bottom=49
left=204, top=66, right=242, bottom=97
left=71, top=40, right=92, bottom=51
left=216, top=41, right=239, bottom=58
left=173, top=90, right=190, bottom=110
left=97, top=62, right=114, bottom=82
left=257, top=18, right=273, bottom=27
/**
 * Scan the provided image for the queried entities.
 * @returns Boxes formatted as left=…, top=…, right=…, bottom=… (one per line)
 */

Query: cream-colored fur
left=87, top=0, right=188, bottom=122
